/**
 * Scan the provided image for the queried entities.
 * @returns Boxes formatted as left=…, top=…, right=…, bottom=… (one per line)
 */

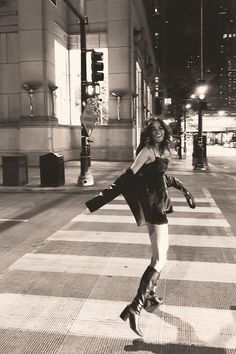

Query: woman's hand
left=183, top=189, right=196, bottom=209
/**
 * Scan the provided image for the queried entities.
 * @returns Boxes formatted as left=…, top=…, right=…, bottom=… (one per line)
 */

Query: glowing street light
left=218, top=110, right=225, bottom=116
left=193, top=79, right=208, bottom=170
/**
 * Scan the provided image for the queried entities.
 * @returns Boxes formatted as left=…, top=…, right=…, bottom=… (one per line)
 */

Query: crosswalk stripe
left=0, top=218, right=29, bottom=222
left=0, top=293, right=84, bottom=334
left=0, top=293, right=234, bottom=348
left=48, top=230, right=236, bottom=248
left=72, top=214, right=230, bottom=227
left=70, top=299, right=236, bottom=348
left=115, top=196, right=211, bottom=202
left=8, top=254, right=236, bottom=283
left=100, top=204, right=222, bottom=213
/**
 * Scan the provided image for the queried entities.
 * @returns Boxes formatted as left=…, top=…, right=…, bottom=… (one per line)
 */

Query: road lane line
left=0, top=293, right=84, bottom=333
left=48, top=230, right=236, bottom=248
left=0, top=218, right=29, bottom=222
left=8, top=254, right=236, bottom=283
left=202, top=188, right=234, bottom=237
left=0, top=293, right=234, bottom=348
left=100, top=204, right=222, bottom=213
left=70, top=299, right=236, bottom=348
left=71, top=214, right=230, bottom=227
left=115, top=196, right=210, bottom=202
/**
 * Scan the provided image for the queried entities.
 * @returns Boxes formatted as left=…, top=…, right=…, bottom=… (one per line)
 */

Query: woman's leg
left=120, top=223, right=169, bottom=335
left=143, top=223, right=168, bottom=312
left=120, top=265, right=160, bottom=336
left=147, top=223, right=169, bottom=272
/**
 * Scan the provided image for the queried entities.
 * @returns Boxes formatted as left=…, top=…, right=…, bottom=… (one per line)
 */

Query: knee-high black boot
left=120, top=266, right=160, bottom=336
left=144, top=284, right=163, bottom=312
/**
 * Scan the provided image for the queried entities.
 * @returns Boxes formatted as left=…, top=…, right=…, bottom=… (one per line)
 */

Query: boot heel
left=120, top=306, right=130, bottom=321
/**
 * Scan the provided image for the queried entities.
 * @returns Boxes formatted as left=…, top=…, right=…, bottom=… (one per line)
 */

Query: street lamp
left=193, top=79, right=208, bottom=170
left=183, top=103, right=191, bottom=154
left=49, top=85, right=58, bottom=119
left=193, top=0, right=208, bottom=171
left=23, top=83, right=40, bottom=118
left=110, top=90, right=127, bottom=120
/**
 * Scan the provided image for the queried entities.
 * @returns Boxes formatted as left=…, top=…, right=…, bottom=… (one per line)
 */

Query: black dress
left=138, top=156, right=171, bottom=225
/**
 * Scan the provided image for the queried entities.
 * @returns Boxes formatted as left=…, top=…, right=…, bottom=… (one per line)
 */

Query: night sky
left=165, top=0, right=221, bottom=71
left=163, top=0, right=235, bottom=71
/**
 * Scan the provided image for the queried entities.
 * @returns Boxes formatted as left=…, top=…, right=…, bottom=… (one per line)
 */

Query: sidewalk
left=0, top=149, right=199, bottom=193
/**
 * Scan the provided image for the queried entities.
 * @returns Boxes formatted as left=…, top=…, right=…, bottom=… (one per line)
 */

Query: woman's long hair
left=136, top=117, right=172, bottom=156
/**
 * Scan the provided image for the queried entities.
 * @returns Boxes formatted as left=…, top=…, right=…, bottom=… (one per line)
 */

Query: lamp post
left=193, top=79, right=208, bottom=169
left=176, top=105, right=182, bottom=159
left=62, top=0, right=94, bottom=186
left=49, top=85, right=58, bottom=119
left=110, top=90, right=127, bottom=120
left=183, top=103, right=191, bottom=154
left=23, top=83, right=40, bottom=118
left=111, top=92, right=121, bottom=120
left=193, top=0, right=208, bottom=170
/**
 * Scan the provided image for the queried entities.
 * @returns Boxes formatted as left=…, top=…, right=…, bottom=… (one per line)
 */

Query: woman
left=86, top=117, right=196, bottom=337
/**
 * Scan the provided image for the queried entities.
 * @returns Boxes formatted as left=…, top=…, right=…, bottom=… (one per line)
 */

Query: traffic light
left=91, top=50, right=104, bottom=82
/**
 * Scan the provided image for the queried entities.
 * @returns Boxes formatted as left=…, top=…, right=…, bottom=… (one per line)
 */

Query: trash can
left=2, top=155, right=28, bottom=186
left=192, top=134, right=207, bottom=167
left=40, top=152, right=65, bottom=187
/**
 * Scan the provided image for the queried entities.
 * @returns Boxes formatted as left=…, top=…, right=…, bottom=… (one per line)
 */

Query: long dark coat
left=86, top=168, right=195, bottom=226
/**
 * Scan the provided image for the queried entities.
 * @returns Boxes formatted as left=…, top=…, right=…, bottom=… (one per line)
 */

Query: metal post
left=196, top=100, right=204, bottom=168
left=198, top=0, right=204, bottom=167
left=183, top=107, right=187, bottom=154
left=62, top=0, right=94, bottom=186
left=117, top=96, right=121, bottom=120
left=77, top=20, right=94, bottom=186
left=177, top=106, right=182, bottom=159
left=200, top=0, right=204, bottom=80
left=193, top=0, right=207, bottom=170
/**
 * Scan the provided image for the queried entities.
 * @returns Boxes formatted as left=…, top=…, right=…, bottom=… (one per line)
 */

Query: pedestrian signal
left=85, top=83, right=100, bottom=97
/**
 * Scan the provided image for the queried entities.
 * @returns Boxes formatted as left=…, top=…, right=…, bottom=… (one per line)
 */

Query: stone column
left=18, top=0, right=56, bottom=122
left=107, top=0, right=132, bottom=124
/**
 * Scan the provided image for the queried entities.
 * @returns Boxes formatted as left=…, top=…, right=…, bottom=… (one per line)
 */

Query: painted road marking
left=100, top=204, right=222, bottom=213
left=115, top=196, right=211, bottom=203
left=8, top=254, right=236, bottom=283
left=48, top=230, right=236, bottom=248
left=0, top=218, right=29, bottom=222
left=71, top=214, right=230, bottom=227
left=70, top=299, right=236, bottom=348
left=0, top=293, right=234, bottom=348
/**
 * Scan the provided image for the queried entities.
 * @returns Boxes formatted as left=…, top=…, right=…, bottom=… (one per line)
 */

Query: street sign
left=81, top=98, right=101, bottom=136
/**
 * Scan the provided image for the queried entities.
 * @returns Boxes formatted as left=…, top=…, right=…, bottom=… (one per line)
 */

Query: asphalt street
left=0, top=145, right=235, bottom=354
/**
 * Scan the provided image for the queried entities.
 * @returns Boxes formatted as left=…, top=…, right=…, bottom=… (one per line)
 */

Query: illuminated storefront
left=0, top=0, right=157, bottom=163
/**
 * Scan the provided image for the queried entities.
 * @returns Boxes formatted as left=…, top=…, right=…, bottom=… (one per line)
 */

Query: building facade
left=217, top=0, right=236, bottom=110
left=0, top=0, right=157, bottom=164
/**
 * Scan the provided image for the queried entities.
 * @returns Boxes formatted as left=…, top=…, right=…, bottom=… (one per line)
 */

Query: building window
left=55, top=40, right=70, bottom=124
left=49, top=0, right=56, bottom=6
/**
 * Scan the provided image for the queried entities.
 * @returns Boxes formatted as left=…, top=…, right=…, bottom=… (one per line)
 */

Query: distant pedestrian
left=86, top=117, right=196, bottom=337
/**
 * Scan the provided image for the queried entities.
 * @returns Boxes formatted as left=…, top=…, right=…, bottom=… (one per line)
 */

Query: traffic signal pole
left=62, top=0, right=94, bottom=186
left=78, top=20, right=94, bottom=186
